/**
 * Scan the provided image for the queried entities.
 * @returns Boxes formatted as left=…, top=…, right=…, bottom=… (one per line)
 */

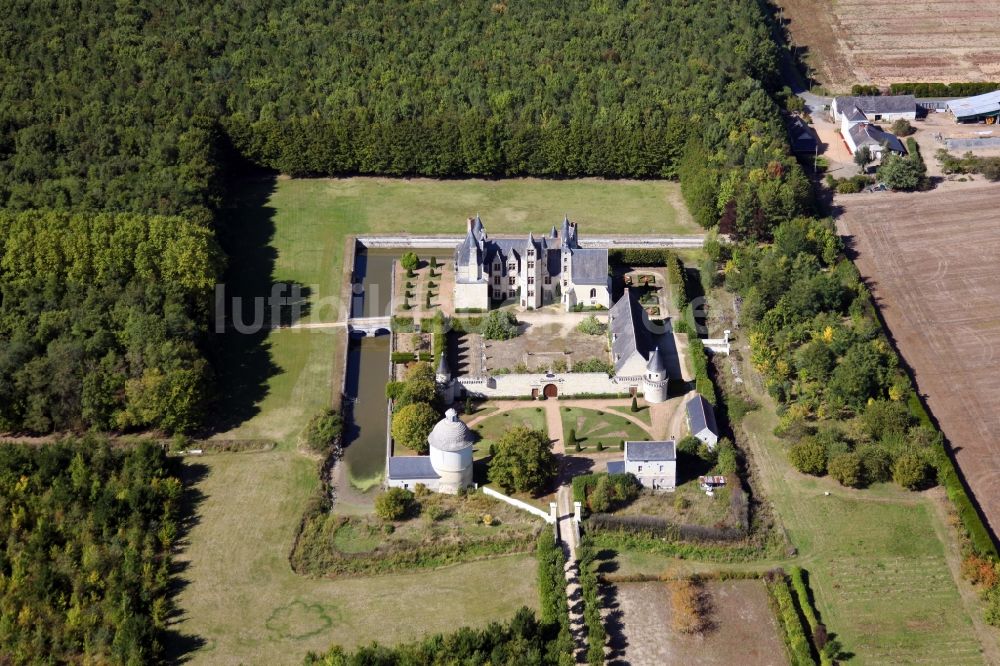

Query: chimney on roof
left=466, top=217, right=474, bottom=233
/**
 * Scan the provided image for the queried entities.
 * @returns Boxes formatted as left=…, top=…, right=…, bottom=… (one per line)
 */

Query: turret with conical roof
left=643, top=344, right=668, bottom=403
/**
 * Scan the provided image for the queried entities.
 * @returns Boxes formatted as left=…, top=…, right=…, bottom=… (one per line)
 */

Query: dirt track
left=837, top=183, right=1000, bottom=536
left=775, top=0, right=1000, bottom=87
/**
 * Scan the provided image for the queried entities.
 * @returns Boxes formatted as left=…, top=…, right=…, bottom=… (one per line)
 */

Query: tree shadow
left=162, top=460, right=211, bottom=663
left=602, top=581, right=630, bottom=666
left=204, top=174, right=314, bottom=434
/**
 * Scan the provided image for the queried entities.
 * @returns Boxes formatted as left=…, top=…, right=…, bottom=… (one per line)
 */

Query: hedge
left=391, top=316, right=415, bottom=332
left=589, top=531, right=766, bottom=563
left=789, top=567, right=832, bottom=666
left=536, top=532, right=574, bottom=663
left=455, top=307, right=486, bottom=314
left=577, top=539, right=607, bottom=666
left=390, top=352, right=416, bottom=363
left=767, top=574, right=816, bottom=666
left=687, top=338, right=717, bottom=403
left=665, top=251, right=689, bottom=310
left=907, top=392, right=999, bottom=559
left=587, top=514, right=746, bottom=542
left=889, top=82, right=1000, bottom=97
left=608, top=248, right=673, bottom=267
left=571, top=473, right=641, bottom=511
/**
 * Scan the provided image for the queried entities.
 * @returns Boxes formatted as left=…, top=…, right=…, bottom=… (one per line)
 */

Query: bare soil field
left=605, top=580, right=788, bottom=665
left=775, top=0, right=1000, bottom=88
left=837, top=183, right=1000, bottom=538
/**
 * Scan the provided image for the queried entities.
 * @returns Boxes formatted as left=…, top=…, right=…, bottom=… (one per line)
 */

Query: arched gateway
left=543, top=383, right=558, bottom=398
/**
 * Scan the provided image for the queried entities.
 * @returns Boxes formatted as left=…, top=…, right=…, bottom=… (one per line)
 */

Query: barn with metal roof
left=947, top=91, right=1000, bottom=123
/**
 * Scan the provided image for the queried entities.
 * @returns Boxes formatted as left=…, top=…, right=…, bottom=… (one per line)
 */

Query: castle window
left=528, top=276, right=535, bottom=285
left=528, top=249, right=534, bottom=257
left=527, top=261, right=534, bottom=269
left=544, top=276, right=550, bottom=284
left=495, top=290, right=501, bottom=299
left=590, top=288, right=597, bottom=298
left=509, top=263, right=516, bottom=271
left=563, top=280, right=568, bottom=287
left=528, top=289, right=534, bottom=297
left=493, top=276, right=499, bottom=285
left=509, top=276, right=515, bottom=285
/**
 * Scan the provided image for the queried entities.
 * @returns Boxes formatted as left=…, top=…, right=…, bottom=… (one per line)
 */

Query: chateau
left=454, top=215, right=610, bottom=311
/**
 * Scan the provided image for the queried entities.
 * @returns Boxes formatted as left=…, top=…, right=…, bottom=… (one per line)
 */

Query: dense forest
left=0, top=210, right=221, bottom=433
left=0, top=438, right=180, bottom=663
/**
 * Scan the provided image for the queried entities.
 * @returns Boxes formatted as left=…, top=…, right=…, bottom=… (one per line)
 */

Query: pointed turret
left=646, top=345, right=666, bottom=375
left=436, top=351, right=450, bottom=380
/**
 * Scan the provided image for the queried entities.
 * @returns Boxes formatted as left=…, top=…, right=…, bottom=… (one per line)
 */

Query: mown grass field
left=169, top=453, right=539, bottom=665
left=182, top=176, right=697, bottom=663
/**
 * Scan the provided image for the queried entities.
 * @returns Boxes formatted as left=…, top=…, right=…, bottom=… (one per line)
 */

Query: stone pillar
left=550, top=502, right=559, bottom=537
left=573, top=501, right=582, bottom=523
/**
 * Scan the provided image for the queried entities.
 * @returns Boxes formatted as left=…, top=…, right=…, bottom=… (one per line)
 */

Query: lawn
left=561, top=407, right=651, bottom=451
left=609, top=404, right=653, bottom=428
left=615, top=480, right=732, bottom=528
left=471, top=407, right=549, bottom=453
left=168, top=453, right=539, bottom=665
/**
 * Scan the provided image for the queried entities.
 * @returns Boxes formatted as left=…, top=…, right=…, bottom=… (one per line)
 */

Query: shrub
left=481, top=310, right=520, bottom=340
left=630, top=395, right=639, bottom=412
left=715, top=438, right=738, bottom=476
left=767, top=573, right=814, bottom=666
left=567, top=428, right=576, bottom=446
left=303, top=408, right=344, bottom=454
left=828, top=451, right=865, bottom=488
left=891, top=118, right=915, bottom=136
left=677, top=435, right=701, bottom=456
left=576, top=314, right=606, bottom=336
left=789, top=438, right=828, bottom=476
left=571, top=358, right=614, bottom=374
left=374, top=488, right=414, bottom=521
left=400, top=251, right=419, bottom=272
left=892, top=452, right=930, bottom=490
left=590, top=476, right=611, bottom=512
left=857, top=444, right=892, bottom=484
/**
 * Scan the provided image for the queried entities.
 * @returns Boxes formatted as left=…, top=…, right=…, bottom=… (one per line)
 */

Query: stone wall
left=455, top=372, right=635, bottom=398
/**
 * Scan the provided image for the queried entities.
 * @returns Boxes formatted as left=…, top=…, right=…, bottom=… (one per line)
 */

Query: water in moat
left=341, top=248, right=394, bottom=491
left=340, top=247, right=448, bottom=490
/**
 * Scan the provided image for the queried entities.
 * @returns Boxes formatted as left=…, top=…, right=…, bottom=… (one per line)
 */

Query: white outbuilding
left=386, top=408, right=474, bottom=494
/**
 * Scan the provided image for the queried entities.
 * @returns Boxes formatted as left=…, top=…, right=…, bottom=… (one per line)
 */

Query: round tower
left=427, top=408, right=474, bottom=493
left=643, top=346, right=668, bottom=404
left=435, top=352, right=455, bottom=404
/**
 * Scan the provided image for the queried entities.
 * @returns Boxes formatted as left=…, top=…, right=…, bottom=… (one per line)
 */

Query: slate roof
left=686, top=394, right=718, bottom=437
left=387, top=455, right=440, bottom=481
left=610, top=289, right=653, bottom=373
left=835, top=95, right=916, bottom=116
left=849, top=124, right=906, bottom=154
left=428, top=408, right=474, bottom=452
left=607, top=460, right=626, bottom=475
left=571, top=248, right=608, bottom=285
left=788, top=116, right=818, bottom=153
left=625, top=440, right=676, bottom=462
left=948, top=90, right=1000, bottom=119
left=646, top=346, right=666, bottom=374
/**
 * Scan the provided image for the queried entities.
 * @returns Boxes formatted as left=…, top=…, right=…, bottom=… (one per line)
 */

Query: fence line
left=482, top=486, right=555, bottom=524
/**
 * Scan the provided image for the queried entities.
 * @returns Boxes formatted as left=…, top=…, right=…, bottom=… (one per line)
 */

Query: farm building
left=385, top=408, right=474, bottom=494
left=831, top=95, right=917, bottom=123
left=609, top=440, right=677, bottom=491
left=787, top=115, right=818, bottom=155
left=832, top=96, right=908, bottom=161
left=844, top=123, right=906, bottom=160
left=947, top=91, right=1000, bottom=124
left=685, top=394, right=719, bottom=448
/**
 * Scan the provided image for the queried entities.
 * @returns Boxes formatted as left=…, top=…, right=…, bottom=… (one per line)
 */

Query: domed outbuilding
left=428, top=408, right=474, bottom=493
left=386, top=407, right=474, bottom=495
